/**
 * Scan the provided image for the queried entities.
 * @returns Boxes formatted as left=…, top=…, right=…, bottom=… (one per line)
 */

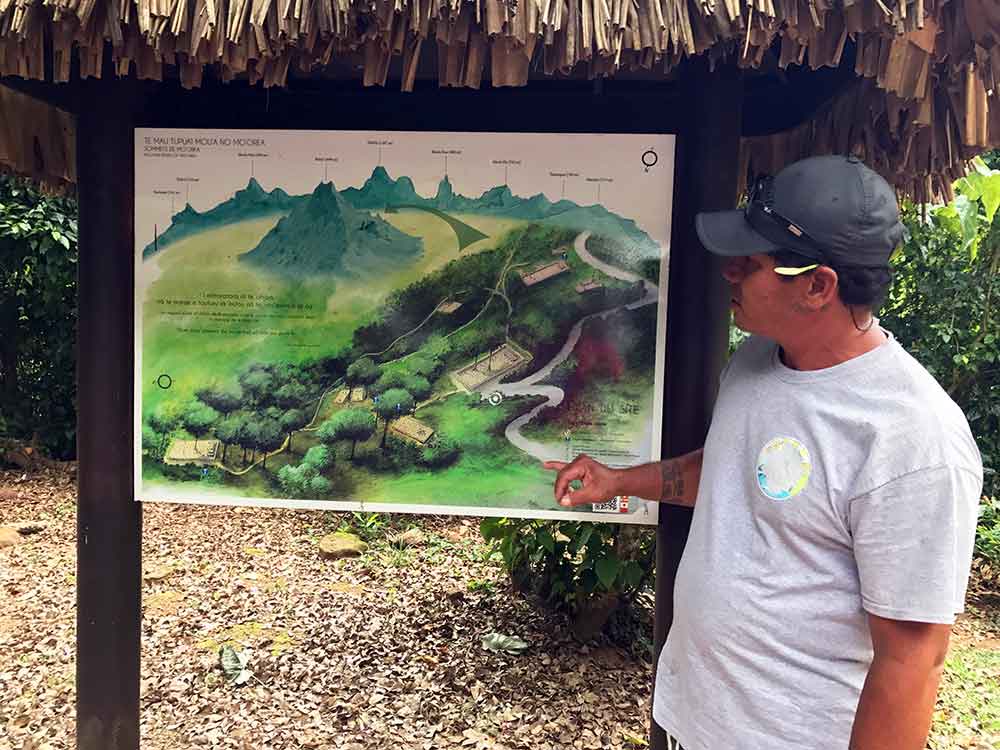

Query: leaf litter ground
left=1, top=466, right=998, bottom=749
left=0, top=467, right=650, bottom=750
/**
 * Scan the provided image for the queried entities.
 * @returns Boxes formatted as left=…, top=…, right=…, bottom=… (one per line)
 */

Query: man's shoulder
left=881, top=338, right=965, bottom=420
left=855, top=337, right=982, bottom=487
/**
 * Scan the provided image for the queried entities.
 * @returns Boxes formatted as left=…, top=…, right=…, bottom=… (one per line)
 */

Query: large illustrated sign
left=135, top=129, right=674, bottom=524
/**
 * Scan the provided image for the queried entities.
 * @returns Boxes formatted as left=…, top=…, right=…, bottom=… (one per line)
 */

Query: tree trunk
left=381, top=420, right=389, bottom=450
left=350, top=439, right=357, bottom=460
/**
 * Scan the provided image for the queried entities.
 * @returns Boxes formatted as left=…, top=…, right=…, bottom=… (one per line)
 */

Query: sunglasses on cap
left=746, top=175, right=828, bottom=276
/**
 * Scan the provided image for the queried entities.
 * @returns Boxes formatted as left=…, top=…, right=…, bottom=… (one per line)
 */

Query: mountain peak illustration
left=173, top=203, right=199, bottom=222
left=145, top=167, right=657, bottom=264
left=243, top=176, right=266, bottom=195
left=239, top=178, right=422, bottom=278
left=369, top=166, right=391, bottom=183
left=143, top=178, right=298, bottom=257
left=340, top=167, right=422, bottom=209
left=435, top=175, right=455, bottom=207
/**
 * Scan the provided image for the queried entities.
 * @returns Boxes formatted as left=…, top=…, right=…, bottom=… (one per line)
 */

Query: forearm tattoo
left=660, top=460, right=685, bottom=502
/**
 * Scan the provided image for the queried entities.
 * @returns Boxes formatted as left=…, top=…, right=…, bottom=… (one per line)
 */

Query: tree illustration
left=239, top=367, right=275, bottom=407
left=318, top=408, right=376, bottom=460
left=148, top=404, right=179, bottom=456
left=196, top=386, right=243, bottom=416
left=214, top=414, right=243, bottom=464
left=302, top=444, right=333, bottom=471
left=346, top=357, right=380, bottom=387
left=278, top=445, right=333, bottom=498
left=373, top=388, right=414, bottom=450
left=275, top=382, right=309, bottom=409
left=371, top=369, right=407, bottom=396
left=402, top=374, right=432, bottom=402
left=237, top=417, right=259, bottom=464
left=255, top=417, right=284, bottom=471
left=280, top=408, right=310, bottom=452
left=182, top=401, right=219, bottom=451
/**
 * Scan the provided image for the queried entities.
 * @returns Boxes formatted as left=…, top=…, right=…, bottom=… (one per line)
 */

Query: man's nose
left=721, top=258, right=745, bottom=283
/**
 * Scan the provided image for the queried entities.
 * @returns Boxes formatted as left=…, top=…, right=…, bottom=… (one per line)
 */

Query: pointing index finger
left=552, top=461, right=586, bottom=502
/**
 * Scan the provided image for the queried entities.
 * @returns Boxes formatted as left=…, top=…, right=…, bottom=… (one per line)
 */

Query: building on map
left=519, top=260, right=569, bottom=287
left=389, top=415, right=435, bottom=445
left=450, top=341, right=532, bottom=392
left=333, top=389, right=350, bottom=404
left=350, top=386, right=367, bottom=402
left=575, top=279, right=604, bottom=294
left=437, top=301, right=463, bottom=314
left=163, top=439, right=221, bottom=467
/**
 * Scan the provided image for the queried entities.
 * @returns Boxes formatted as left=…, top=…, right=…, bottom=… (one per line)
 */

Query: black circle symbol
left=156, top=374, right=173, bottom=390
left=641, top=149, right=658, bottom=171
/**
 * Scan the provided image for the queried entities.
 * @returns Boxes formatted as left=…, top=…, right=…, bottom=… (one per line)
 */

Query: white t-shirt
left=653, top=333, right=982, bottom=750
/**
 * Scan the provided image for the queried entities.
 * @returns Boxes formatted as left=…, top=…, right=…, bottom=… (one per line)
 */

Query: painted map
left=134, top=129, right=674, bottom=524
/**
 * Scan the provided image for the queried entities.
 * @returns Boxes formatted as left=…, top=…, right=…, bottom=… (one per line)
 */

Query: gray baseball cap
left=695, top=155, right=906, bottom=267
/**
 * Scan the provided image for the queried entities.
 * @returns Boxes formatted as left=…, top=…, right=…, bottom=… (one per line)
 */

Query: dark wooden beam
left=76, top=78, right=144, bottom=750
left=137, top=75, right=686, bottom=133
left=741, top=40, right=857, bottom=137
left=651, top=57, right=741, bottom=750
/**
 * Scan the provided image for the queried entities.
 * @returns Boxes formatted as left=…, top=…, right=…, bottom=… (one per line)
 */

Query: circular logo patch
left=756, top=436, right=812, bottom=501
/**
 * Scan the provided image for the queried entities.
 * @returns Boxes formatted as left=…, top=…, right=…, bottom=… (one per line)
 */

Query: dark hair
left=771, top=250, right=893, bottom=311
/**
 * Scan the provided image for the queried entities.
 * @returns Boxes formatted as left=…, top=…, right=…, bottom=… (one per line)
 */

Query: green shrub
left=882, top=158, right=1000, bottom=501
left=975, top=496, right=1000, bottom=569
left=0, top=175, right=78, bottom=458
left=480, top=517, right=653, bottom=618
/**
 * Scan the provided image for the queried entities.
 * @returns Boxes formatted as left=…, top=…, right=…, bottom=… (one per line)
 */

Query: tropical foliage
left=883, top=157, right=1000, bottom=568
left=0, top=175, right=78, bottom=458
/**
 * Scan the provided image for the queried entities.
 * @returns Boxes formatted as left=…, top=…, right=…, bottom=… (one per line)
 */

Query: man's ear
left=803, top=266, right=839, bottom=310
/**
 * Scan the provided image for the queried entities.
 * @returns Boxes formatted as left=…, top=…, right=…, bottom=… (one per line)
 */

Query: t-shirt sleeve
left=848, top=465, right=981, bottom=624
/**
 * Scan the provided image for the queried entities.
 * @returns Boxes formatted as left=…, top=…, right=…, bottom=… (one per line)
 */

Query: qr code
left=592, top=496, right=629, bottom=513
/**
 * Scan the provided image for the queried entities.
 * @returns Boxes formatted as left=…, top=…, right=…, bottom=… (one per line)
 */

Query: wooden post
left=76, top=79, right=143, bottom=750
left=650, top=59, right=743, bottom=750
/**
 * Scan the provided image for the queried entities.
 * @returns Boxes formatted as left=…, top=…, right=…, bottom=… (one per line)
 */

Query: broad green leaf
left=219, top=645, right=252, bottom=685
left=595, top=555, right=621, bottom=589
left=958, top=166, right=1000, bottom=225
left=977, top=172, right=1000, bottom=224
left=482, top=632, right=528, bottom=654
left=571, top=524, right=594, bottom=554
left=621, top=560, right=645, bottom=590
left=537, top=528, right=555, bottom=553
left=953, top=194, right=981, bottom=259
left=479, top=517, right=504, bottom=541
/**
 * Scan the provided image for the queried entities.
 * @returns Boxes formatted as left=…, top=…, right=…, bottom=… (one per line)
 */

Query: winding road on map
left=492, top=231, right=659, bottom=462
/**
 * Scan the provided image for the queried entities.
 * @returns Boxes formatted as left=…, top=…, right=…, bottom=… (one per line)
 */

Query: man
left=545, top=155, right=983, bottom=750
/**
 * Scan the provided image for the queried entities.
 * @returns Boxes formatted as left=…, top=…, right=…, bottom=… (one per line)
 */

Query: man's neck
left=779, top=311, right=888, bottom=371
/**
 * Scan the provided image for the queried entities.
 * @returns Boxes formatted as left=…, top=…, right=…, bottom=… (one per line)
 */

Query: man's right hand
left=543, top=454, right=622, bottom=507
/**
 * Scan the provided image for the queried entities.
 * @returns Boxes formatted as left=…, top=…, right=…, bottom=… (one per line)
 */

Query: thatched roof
left=0, top=0, right=999, bottom=196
